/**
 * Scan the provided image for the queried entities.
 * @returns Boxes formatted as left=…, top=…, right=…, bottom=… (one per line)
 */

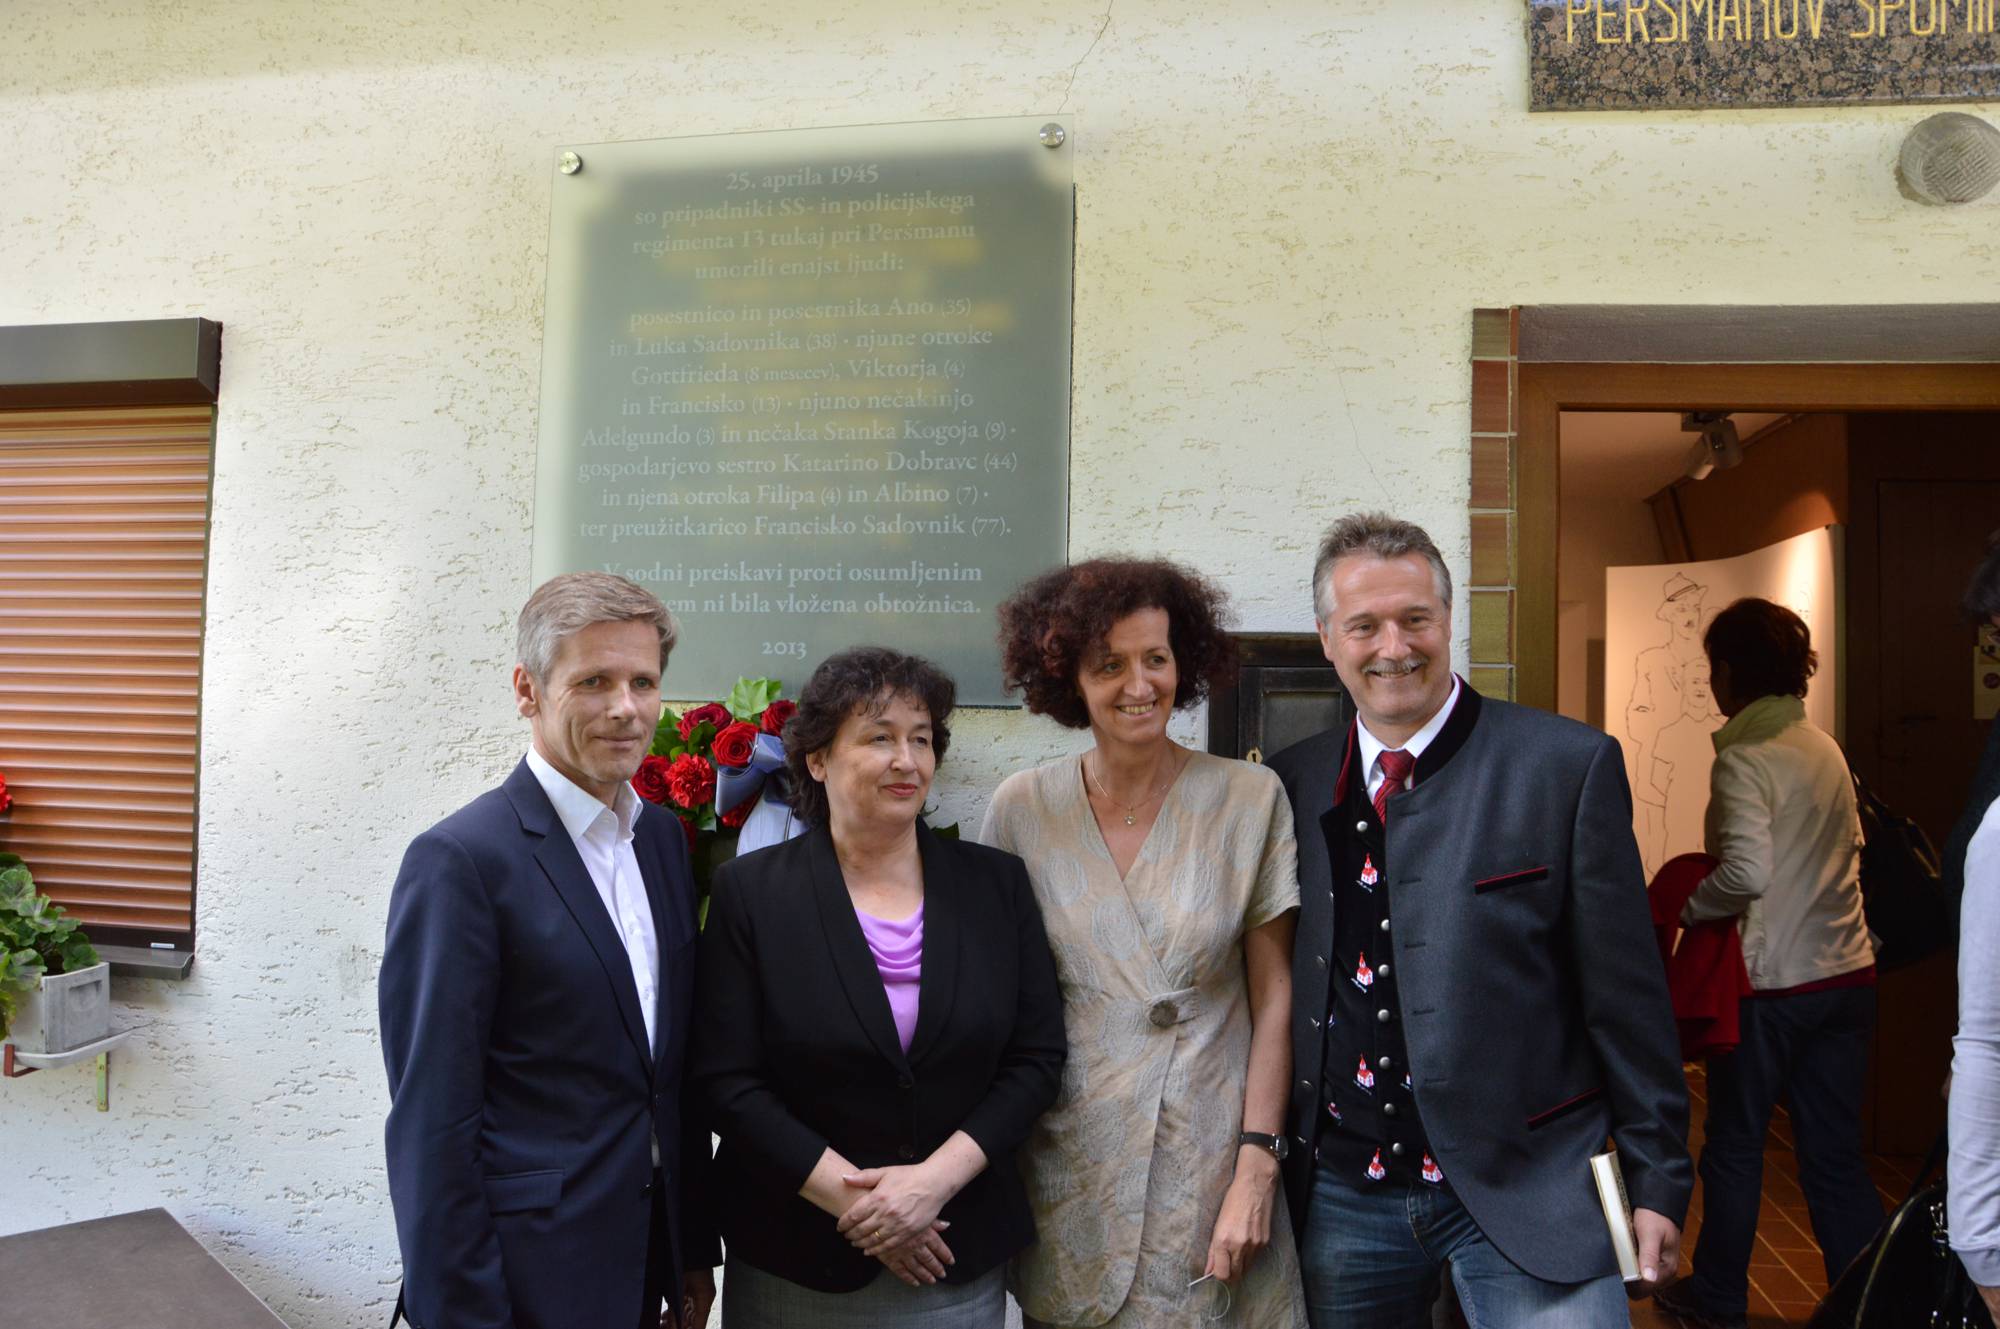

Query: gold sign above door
left=1529, top=0, right=2000, bottom=110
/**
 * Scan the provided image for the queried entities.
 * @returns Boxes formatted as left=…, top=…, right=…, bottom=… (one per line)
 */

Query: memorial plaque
left=1529, top=0, right=2000, bottom=110
left=534, top=117, right=1074, bottom=704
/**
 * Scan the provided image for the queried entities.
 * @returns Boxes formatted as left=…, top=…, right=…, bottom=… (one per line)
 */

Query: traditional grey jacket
left=1268, top=691, right=1693, bottom=1283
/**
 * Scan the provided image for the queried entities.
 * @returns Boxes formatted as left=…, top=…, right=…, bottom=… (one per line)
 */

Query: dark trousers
left=1685, top=985, right=1884, bottom=1314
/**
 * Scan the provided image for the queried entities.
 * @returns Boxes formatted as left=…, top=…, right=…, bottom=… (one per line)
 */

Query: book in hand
left=1590, top=1148, right=1642, bottom=1282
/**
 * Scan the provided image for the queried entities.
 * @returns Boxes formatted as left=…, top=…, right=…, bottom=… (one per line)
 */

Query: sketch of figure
left=1652, top=658, right=1723, bottom=857
left=1624, top=571, right=1707, bottom=879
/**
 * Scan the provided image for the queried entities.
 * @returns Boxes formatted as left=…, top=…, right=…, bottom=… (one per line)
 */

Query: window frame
left=0, top=318, right=221, bottom=954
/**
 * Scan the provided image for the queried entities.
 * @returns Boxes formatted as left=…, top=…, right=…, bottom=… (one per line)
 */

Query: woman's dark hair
left=995, top=557, right=1236, bottom=729
left=783, top=647, right=956, bottom=828
left=1703, top=597, right=1817, bottom=702
left=1964, top=528, right=2000, bottom=622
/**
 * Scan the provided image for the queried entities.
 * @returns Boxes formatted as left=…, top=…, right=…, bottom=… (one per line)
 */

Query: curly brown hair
left=996, top=558, right=1236, bottom=729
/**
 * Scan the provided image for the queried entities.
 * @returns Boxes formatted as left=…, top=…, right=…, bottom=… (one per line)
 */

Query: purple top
left=855, top=902, right=924, bottom=1053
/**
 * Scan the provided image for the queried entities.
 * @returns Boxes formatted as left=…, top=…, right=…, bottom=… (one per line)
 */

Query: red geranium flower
left=677, top=702, right=730, bottom=743
left=719, top=796, right=757, bottom=830
left=0, top=772, right=11, bottom=814
left=630, top=755, right=673, bottom=807
left=664, top=753, right=716, bottom=808
left=759, top=699, right=797, bottom=736
left=712, top=722, right=758, bottom=769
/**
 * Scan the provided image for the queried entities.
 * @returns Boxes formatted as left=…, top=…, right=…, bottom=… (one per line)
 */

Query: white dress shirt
left=526, top=747, right=661, bottom=1052
left=1357, top=674, right=1462, bottom=804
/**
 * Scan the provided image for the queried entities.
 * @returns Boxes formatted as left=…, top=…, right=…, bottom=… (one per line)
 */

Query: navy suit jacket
left=380, top=760, right=717, bottom=1329
left=1268, top=695, right=1692, bottom=1283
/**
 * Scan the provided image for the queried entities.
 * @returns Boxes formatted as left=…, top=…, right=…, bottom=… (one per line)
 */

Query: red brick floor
left=1638, top=1064, right=1914, bottom=1328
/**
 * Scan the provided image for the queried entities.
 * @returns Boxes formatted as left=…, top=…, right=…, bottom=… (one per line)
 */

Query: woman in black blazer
left=692, top=647, right=1066, bottom=1328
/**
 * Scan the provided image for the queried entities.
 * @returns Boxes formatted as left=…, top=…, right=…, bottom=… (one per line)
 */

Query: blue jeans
left=1684, top=984, right=1884, bottom=1315
left=1300, top=1167, right=1629, bottom=1328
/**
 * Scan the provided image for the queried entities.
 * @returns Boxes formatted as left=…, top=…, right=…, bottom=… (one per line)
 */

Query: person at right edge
left=1653, top=597, right=1881, bottom=1329
left=1949, top=532, right=2000, bottom=1320
left=1946, top=530, right=2000, bottom=921
left=1267, top=513, right=1692, bottom=1328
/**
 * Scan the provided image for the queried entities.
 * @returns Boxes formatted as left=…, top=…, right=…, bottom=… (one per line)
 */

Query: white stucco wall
left=4, top=2, right=1995, bottom=1323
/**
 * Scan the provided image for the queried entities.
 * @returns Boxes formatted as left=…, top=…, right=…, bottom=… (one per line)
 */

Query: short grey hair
left=1312, top=512, right=1453, bottom=623
left=517, top=571, right=678, bottom=680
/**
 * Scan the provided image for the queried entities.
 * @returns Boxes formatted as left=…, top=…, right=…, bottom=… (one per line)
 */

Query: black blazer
left=379, top=761, right=717, bottom=1329
left=1268, top=695, right=1693, bottom=1284
left=691, top=822, right=1066, bottom=1293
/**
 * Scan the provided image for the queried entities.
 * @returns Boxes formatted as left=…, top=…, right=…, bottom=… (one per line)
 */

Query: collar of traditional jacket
left=1711, top=692, right=1805, bottom=756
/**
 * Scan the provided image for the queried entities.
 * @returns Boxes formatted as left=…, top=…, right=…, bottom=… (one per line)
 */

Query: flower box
left=8, top=961, right=111, bottom=1055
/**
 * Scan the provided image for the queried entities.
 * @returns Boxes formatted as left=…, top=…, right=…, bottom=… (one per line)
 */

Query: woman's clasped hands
left=836, top=1162, right=956, bottom=1286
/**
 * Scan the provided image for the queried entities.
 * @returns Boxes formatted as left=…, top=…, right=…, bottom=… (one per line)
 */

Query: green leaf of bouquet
left=724, top=677, right=782, bottom=722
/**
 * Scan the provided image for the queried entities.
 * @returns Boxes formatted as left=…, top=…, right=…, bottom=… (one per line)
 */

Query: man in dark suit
left=380, top=571, right=717, bottom=1329
left=1267, top=513, right=1692, bottom=1327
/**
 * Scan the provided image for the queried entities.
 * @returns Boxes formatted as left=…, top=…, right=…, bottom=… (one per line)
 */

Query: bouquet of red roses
left=632, top=677, right=796, bottom=891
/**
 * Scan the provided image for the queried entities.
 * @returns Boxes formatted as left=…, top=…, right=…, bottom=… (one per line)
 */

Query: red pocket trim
left=1473, top=865, right=1551, bottom=893
left=1525, top=1086, right=1604, bottom=1130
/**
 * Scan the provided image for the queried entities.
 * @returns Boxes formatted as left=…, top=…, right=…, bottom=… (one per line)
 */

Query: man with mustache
left=1266, top=514, right=1691, bottom=1327
left=380, top=572, right=718, bottom=1329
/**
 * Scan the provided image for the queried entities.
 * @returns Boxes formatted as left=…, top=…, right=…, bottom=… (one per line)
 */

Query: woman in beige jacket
left=1656, top=598, right=1881, bottom=1329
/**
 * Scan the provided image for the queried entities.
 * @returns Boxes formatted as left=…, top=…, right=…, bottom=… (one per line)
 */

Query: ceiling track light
left=1680, top=411, right=1743, bottom=482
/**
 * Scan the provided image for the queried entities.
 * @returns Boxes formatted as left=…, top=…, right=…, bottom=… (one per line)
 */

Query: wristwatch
left=1239, top=1130, right=1289, bottom=1161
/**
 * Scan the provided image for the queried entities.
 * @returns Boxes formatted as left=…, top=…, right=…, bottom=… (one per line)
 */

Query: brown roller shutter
left=0, top=405, right=214, bottom=946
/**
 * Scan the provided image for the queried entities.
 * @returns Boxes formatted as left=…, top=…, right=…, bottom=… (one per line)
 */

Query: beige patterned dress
left=980, top=751, right=1308, bottom=1328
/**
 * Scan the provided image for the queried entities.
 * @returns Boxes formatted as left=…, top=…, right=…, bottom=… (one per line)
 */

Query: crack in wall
left=1058, top=0, right=1114, bottom=114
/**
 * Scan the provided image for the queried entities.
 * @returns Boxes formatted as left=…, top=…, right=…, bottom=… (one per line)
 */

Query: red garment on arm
left=1650, top=852, right=1753, bottom=1060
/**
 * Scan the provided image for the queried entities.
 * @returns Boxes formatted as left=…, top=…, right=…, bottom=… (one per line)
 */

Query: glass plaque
left=534, top=116, right=1074, bottom=704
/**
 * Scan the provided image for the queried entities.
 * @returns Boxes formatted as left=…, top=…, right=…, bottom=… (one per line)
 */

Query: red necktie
left=1373, top=749, right=1415, bottom=824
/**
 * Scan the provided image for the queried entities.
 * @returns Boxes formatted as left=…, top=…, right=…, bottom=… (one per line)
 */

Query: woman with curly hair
left=981, top=559, right=1307, bottom=1328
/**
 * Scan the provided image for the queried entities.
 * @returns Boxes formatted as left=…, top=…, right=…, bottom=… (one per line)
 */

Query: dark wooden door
left=1867, top=478, right=2000, bottom=1152
left=1875, top=480, right=2000, bottom=844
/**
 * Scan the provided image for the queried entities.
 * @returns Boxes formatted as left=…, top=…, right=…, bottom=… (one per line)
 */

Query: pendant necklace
left=1087, top=750, right=1181, bottom=826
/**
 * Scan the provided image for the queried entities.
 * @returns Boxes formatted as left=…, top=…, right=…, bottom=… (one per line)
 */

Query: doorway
left=1553, top=405, right=2000, bottom=1155
left=1464, top=304, right=2000, bottom=1327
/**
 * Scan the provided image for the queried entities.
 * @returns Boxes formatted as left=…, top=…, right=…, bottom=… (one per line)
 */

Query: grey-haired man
left=381, top=572, right=717, bottom=1329
left=1268, top=513, right=1692, bottom=1327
